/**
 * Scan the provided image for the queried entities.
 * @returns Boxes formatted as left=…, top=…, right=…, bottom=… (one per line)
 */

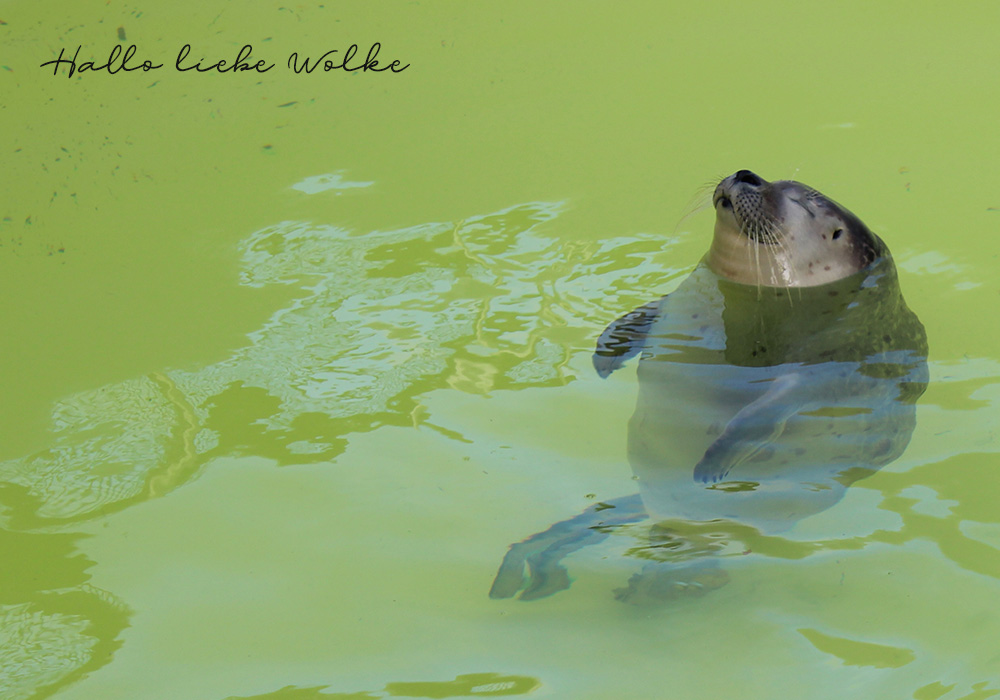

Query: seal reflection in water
left=490, top=170, right=928, bottom=603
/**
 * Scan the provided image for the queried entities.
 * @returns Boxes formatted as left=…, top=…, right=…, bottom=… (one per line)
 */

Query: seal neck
left=706, top=222, right=877, bottom=288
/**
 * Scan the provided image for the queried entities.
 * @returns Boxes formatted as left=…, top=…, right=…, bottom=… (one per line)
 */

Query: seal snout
left=732, top=170, right=765, bottom=187
left=713, top=170, right=776, bottom=245
left=713, top=170, right=769, bottom=210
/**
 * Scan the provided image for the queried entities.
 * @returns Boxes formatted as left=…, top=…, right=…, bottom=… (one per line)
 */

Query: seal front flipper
left=489, top=495, right=646, bottom=600
left=693, top=373, right=805, bottom=483
left=593, top=298, right=664, bottom=378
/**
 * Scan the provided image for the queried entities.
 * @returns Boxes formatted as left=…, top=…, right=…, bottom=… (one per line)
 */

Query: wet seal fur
left=491, top=170, right=928, bottom=603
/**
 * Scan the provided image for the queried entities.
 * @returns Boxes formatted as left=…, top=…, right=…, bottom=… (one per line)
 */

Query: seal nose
left=733, top=170, right=764, bottom=187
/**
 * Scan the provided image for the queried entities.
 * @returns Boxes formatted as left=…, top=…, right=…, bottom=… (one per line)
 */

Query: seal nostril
left=733, top=170, right=764, bottom=187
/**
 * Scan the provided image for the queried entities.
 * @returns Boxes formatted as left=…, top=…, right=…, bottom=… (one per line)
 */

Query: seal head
left=708, top=170, right=884, bottom=287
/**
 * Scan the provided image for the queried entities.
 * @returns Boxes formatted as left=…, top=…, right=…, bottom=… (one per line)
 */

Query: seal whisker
left=762, top=213, right=795, bottom=299
left=753, top=230, right=763, bottom=296
left=676, top=189, right=714, bottom=232
left=736, top=215, right=760, bottom=294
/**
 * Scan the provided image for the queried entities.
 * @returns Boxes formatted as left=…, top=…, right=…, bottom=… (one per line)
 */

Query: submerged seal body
left=491, top=170, right=928, bottom=602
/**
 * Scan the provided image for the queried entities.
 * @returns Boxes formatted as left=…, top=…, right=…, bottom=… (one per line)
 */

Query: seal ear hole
left=832, top=229, right=843, bottom=240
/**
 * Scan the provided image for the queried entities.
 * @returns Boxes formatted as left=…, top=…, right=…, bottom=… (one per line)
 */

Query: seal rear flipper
left=593, top=298, right=664, bottom=378
left=693, top=373, right=805, bottom=483
left=489, top=494, right=646, bottom=600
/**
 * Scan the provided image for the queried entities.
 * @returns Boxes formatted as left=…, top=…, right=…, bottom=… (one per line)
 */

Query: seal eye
left=717, top=196, right=732, bottom=210
left=832, top=229, right=843, bottom=240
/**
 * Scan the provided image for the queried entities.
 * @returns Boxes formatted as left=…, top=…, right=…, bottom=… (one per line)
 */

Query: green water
left=3, top=2, right=999, bottom=698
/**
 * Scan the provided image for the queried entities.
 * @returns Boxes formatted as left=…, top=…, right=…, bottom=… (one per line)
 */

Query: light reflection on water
left=0, top=200, right=690, bottom=524
left=1, top=199, right=695, bottom=697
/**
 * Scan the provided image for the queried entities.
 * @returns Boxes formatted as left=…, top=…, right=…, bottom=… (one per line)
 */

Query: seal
left=490, top=170, right=928, bottom=603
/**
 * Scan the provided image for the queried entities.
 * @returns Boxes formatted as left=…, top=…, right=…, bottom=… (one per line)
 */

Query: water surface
left=3, top=2, right=1000, bottom=698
